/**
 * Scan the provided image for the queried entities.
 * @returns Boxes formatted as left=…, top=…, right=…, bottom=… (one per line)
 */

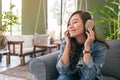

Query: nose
left=68, top=24, right=74, bottom=29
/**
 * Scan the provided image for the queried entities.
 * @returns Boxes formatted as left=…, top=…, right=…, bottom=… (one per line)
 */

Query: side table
left=53, top=40, right=61, bottom=50
left=33, top=44, right=58, bottom=57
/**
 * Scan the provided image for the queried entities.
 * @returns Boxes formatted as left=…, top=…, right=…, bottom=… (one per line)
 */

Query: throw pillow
left=33, top=33, right=48, bottom=45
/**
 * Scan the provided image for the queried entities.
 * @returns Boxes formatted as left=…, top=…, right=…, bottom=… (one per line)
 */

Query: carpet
left=0, top=64, right=34, bottom=80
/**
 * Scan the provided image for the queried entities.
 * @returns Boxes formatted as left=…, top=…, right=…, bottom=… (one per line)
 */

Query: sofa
left=29, top=40, right=120, bottom=80
left=5, top=34, right=48, bottom=65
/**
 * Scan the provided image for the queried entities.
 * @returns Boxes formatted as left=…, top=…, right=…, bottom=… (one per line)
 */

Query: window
left=47, top=0, right=77, bottom=39
left=2, top=0, right=22, bottom=35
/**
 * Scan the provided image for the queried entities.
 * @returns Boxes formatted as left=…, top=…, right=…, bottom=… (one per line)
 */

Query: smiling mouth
left=69, top=29, right=76, bottom=33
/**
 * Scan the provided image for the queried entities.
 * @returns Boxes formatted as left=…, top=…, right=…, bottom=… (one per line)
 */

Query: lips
left=69, top=29, right=76, bottom=33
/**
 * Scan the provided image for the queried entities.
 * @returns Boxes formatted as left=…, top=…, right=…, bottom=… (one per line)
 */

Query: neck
left=75, top=34, right=86, bottom=44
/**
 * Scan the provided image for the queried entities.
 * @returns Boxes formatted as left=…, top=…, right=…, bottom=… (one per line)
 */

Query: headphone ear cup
left=85, top=20, right=95, bottom=31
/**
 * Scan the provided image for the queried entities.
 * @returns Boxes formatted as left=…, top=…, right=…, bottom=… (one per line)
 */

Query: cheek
left=75, top=24, right=84, bottom=33
left=69, top=25, right=84, bottom=37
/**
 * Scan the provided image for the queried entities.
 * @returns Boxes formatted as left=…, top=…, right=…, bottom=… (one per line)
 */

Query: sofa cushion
left=6, top=35, right=21, bottom=41
left=6, top=35, right=34, bottom=48
left=101, top=40, right=120, bottom=80
left=22, top=35, right=33, bottom=48
left=104, top=76, right=118, bottom=80
left=33, top=33, right=48, bottom=45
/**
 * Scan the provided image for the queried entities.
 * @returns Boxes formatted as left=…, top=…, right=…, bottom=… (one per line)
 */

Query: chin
left=70, top=34, right=76, bottom=38
left=70, top=33, right=81, bottom=38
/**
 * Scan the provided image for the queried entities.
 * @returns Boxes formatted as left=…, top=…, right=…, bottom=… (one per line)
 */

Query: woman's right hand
left=64, top=30, right=70, bottom=44
left=61, top=30, right=71, bottom=65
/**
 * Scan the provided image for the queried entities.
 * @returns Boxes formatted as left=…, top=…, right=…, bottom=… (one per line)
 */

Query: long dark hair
left=67, top=11, right=109, bottom=69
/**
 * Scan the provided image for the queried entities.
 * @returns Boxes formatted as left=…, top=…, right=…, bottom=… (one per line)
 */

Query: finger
left=64, top=30, right=70, bottom=37
left=64, top=31, right=68, bottom=35
left=86, top=31, right=90, bottom=38
left=88, top=28, right=94, bottom=36
left=87, top=30, right=94, bottom=40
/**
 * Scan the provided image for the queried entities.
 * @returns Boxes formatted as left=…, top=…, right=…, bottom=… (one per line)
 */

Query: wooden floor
left=0, top=54, right=34, bottom=80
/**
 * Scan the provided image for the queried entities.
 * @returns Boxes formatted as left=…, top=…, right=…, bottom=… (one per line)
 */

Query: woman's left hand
left=84, top=28, right=95, bottom=50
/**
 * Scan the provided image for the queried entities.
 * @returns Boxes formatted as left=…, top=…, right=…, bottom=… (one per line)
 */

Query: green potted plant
left=92, top=0, right=120, bottom=40
left=0, top=4, right=20, bottom=49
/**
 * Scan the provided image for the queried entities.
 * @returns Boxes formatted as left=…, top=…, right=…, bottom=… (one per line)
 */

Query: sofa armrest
left=7, top=41, right=24, bottom=55
left=29, top=50, right=60, bottom=80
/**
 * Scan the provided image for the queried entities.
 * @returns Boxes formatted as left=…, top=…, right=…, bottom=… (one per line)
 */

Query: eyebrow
left=70, top=19, right=81, bottom=22
left=69, top=19, right=80, bottom=23
left=73, top=19, right=80, bottom=20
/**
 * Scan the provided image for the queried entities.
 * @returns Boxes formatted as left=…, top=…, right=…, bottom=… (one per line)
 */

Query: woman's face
left=67, top=14, right=84, bottom=38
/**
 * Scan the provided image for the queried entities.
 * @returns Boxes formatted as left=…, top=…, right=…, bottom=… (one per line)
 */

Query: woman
left=56, top=11, right=109, bottom=80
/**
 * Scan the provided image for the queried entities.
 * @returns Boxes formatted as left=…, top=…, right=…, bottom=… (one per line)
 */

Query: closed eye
left=73, top=21, right=78, bottom=24
left=68, top=19, right=80, bottom=26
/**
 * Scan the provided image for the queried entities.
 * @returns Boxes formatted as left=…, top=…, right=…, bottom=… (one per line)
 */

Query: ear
left=85, top=19, right=95, bottom=31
